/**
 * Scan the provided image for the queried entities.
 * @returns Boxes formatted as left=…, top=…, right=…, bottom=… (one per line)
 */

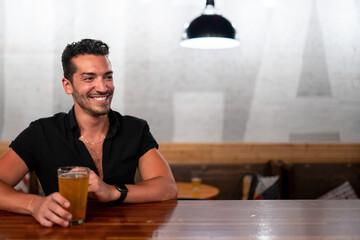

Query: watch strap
left=115, top=183, right=128, bottom=202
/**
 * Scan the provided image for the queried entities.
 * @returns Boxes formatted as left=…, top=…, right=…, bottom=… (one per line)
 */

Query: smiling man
left=0, top=39, right=177, bottom=227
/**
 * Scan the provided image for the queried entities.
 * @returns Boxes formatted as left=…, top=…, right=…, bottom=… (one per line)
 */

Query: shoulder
left=31, top=112, right=68, bottom=127
left=110, top=111, right=153, bottom=140
left=123, top=115, right=147, bottom=126
left=10, top=112, right=69, bottom=162
left=111, top=110, right=148, bottom=127
left=19, top=112, right=70, bottom=137
left=37, top=112, right=68, bottom=122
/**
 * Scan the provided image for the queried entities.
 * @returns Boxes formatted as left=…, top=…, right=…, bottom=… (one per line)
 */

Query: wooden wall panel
left=159, top=143, right=360, bottom=164
left=0, top=141, right=9, bottom=157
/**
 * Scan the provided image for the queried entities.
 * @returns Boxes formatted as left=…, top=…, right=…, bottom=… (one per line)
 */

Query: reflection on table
left=0, top=200, right=360, bottom=239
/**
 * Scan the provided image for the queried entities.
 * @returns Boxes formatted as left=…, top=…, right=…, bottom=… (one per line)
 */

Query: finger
left=44, top=208, right=70, bottom=227
left=48, top=193, right=72, bottom=223
left=32, top=195, right=70, bottom=227
left=88, top=181, right=99, bottom=193
left=89, top=171, right=99, bottom=181
left=48, top=200, right=72, bottom=221
left=38, top=217, right=54, bottom=228
left=88, top=174, right=96, bottom=187
left=88, top=183, right=94, bottom=192
left=88, top=175, right=100, bottom=191
left=51, top=192, right=70, bottom=209
left=34, top=206, right=59, bottom=228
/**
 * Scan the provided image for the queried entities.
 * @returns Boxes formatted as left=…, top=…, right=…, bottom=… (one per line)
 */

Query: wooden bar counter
left=0, top=199, right=359, bottom=239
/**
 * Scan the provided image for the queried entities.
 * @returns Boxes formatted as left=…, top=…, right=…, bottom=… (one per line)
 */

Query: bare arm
left=88, top=148, right=177, bottom=203
left=124, top=148, right=178, bottom=202
left=0, top=148, right=72, bottom=227
left=0, top=148, right=35, bottom=214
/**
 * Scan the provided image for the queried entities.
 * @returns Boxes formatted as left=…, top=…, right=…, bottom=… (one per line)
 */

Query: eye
left=81, top=75, right=94, bottom=81
left=106, top=75, right=113, bottom=80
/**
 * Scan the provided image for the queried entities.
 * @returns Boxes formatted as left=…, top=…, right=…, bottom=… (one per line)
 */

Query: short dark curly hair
left=61, top=39, right=109, bottom=83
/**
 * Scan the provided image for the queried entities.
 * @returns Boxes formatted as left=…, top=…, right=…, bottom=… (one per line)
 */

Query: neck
left=74, top=105, right=110, bottom=142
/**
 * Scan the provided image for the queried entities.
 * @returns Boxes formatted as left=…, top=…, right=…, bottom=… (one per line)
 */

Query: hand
left=31, top=193, right=72, bottom=227
left=88, top=170, right=118, bottom=202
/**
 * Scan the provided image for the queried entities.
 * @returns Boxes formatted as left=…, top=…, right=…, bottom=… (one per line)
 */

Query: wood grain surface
left=0, top=200, right=359, bottom=239
left=159, top=142, right=360, bottom=164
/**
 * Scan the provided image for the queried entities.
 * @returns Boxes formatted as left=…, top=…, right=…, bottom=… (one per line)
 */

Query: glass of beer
left=57, top=166, right=90, bottom=225
left=191, top=177, right=202, bottom=192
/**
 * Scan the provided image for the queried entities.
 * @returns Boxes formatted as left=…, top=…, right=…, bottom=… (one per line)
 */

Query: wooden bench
left=159, top=143, right=360, bottom=199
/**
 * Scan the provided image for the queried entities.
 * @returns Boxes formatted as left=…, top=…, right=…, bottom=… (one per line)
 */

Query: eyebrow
left=80, top=71, right=113, bottom=76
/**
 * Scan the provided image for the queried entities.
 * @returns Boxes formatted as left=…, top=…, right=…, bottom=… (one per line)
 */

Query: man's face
left=67, top=54, right=114, bottom=117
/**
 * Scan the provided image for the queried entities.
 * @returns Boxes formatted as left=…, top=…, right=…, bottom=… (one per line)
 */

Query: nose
left=95, top=78, right=107, bottom=92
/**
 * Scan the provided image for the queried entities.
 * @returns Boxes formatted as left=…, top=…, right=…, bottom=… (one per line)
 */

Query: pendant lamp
left=180, top=0, right=240, bottom=49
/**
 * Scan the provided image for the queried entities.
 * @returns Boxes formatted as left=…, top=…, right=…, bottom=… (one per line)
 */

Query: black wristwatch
left=115, top=183, right=128, bottom=202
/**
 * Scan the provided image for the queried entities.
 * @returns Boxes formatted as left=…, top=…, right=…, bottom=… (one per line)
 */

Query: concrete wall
left=1, top=0, right=359, bottom=142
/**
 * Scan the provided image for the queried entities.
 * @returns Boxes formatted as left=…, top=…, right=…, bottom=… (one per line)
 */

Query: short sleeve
left=138, top=121, right=158, bottom=158
left=9, top=121, right=40, bottom=171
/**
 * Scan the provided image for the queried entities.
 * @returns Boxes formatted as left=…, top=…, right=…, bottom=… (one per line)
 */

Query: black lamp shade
left=185, top=14, right=236, bottom=39
left=180, top=2, right=239, bottom=49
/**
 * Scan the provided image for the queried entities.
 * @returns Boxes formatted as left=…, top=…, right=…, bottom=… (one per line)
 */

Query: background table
left=0, top=200, right=359, bottom=239
left=176, top=181, right=220, bottom=199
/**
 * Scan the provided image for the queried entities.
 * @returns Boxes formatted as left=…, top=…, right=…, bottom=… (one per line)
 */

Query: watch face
left=116, top=184, right=128, bottom=192
left=115, top=184, right=128, bottom=202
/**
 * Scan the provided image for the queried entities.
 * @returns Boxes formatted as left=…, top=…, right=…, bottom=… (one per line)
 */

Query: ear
left=62, top=78, right=73, bottom=94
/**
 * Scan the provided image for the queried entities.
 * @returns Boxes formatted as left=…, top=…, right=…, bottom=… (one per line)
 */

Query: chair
left=232, top=160, right=291, bottom=200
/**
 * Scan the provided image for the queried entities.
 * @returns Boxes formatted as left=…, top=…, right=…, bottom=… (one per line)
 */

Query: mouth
left=89, top=94, right=110, bottom=103
left=93, top=96, right=107, bottom=101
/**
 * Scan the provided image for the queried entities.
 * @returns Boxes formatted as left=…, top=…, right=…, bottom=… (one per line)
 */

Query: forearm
left=95, top=148, right=178, bottom=204
left=0, top=180, right=42, bottom=215
left=122, top=176, right=177, bottom=203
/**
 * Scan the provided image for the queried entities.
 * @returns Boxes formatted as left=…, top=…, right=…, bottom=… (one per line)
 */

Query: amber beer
left=57, top=166, right=89, bottom=225
left=191, top=177, right=202, bottom=191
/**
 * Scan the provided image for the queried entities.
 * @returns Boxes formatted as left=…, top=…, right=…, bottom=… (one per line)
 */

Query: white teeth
left=93, top=97, right=106, bottom=101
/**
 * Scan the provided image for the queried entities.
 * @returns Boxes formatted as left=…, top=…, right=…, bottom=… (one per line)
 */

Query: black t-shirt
left=10, top=107, right=158, bottom=196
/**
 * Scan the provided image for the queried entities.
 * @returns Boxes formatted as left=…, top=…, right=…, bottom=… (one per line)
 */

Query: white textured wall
left=0, top=0, right=359, bottom=143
